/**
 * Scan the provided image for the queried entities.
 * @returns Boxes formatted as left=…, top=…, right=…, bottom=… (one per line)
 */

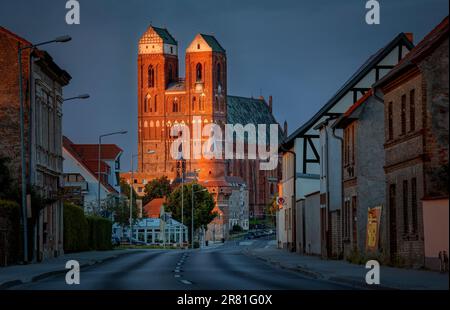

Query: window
left=217, top=63, right=221, bottom=85
left=168, top=64, right=173, bottom=83
left=199, top=95, right=204, bottom=111
left=154, top=95, right=157, bottom=112
left=351, top=125, right=355, bottom=164
left=192, top=97, right=196, bottom=111
left=148, top=65, right=155, bottom=88
left=196, top=63, right=202, bottom=82
left=401, top=95, right=406, bottom=135
left=197, top=43, right=200, bottom=50
left=144, top=94, right=151, bottom=113
left=403, top=180, right=409, bottom=233
left=410, top=89, right=415, bottom=132
left=344, top=200, right=351, bottom=240
left=388, top=102, right=393, bottom=140
left=411, top=177, right=418, bottom=233
left=172, top=98, right=179, bottom=112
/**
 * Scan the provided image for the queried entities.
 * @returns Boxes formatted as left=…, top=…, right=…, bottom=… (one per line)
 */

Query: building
left=62, top=136, right=122, bottom=213
left=374, top=17, right=449, bottom=269
left=122, top=25, right=281, bottom=238
left=333, top=89, right=387, bottom=260
left=144, top=197, right=167, bottom=218
left=278, top=32, right=414, bottom=254
left=0, top=27, right=71, bottom=261
left=204, top=176, right=249, bottom=241
left=113, top=217, right=188, bottom=245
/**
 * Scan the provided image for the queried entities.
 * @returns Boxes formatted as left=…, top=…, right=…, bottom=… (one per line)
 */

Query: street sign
left=277, top=197, right=285, bottom=206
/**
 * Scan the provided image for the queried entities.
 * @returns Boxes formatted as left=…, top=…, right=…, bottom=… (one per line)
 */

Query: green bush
left=63, top=203, right=88, bottom=253
left=86, top=215, right=112, bottom=251
left=0, top=199, right=21, bottom=265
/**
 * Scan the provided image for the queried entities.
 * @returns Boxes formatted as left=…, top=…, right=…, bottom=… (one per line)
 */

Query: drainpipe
left=331, top=125, right=344, bottom=257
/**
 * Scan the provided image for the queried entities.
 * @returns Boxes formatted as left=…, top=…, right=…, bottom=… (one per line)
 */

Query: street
left=10, top=239, right=350, bottom=290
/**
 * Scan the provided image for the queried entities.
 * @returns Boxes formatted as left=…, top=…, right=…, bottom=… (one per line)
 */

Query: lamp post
left=191, top=183, right=208, bottom=249
left=129, top=150, right=155, bottom=240
left=97, top=131, right=127, bottom=213
left=18, top=35, right=71, bottom=263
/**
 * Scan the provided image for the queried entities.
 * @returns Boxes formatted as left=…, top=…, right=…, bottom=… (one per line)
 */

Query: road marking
left=174, top=274, right=181, bottom=278
left=174, top=269, right=181, bottom=273
left=180, top=279, right=192, bottom=285
left=239, top=241, right=253, bottom=246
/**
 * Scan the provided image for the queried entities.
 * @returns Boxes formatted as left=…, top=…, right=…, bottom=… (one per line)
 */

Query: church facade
left=123, top=26, right=282, bottom=236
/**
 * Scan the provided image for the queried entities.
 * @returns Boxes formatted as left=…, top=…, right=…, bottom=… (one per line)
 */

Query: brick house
left=333, top=90, right=387, bottom=260
left=374, top=16, right=449, bottom=268
left=0, top=27, right=71, bottom=261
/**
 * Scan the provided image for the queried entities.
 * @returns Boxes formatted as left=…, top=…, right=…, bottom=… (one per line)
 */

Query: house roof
left=333, top=89, right=373, bottom=129
left=149, top=26, right=177, bottom=45
left=63, top=136, right=118, bottom=194
left=227, top=95, right=284, bottom=142
left=143, top=197, right=166, bottom=218
left=281, top=32, right=414, bottom=149
left=0, top=26, right=71, bottom=85
left=199, top=34, right=226, bottom=53
left=374, top=16, right=449, bottom=89
left=71, top=144, right=123, bottom=160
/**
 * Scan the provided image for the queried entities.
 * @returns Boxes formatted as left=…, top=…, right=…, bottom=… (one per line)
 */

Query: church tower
left=137, top=26, right=179, bottom=173
left=185, top=34, right=227, bottom=180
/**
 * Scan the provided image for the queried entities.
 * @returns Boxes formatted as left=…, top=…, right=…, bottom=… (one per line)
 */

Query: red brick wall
left=0, top=29, right=31, bottom=183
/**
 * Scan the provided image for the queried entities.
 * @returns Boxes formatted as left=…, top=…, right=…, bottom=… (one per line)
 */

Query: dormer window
left=170, top=46, right=173, bottom=54
left=197, top=44, right=201, bottom=50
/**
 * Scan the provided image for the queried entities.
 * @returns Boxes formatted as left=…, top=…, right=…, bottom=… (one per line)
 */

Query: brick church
left=122, top=25, right=283, bottom=235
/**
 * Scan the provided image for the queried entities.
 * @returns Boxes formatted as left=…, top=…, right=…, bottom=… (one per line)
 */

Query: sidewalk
left=245, top=246, right=449, bottom=290
left=0, top=249, right=141, bottom=289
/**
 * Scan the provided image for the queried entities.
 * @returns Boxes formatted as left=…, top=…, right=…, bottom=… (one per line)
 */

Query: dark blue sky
left=1, top=0, right=448, bottom=170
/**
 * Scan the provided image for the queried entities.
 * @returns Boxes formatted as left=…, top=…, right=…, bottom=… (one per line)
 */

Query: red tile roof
left=63, top=136, right=118, bottom=194
left=143, top=197, right=167, bottom=218
left=375, top=16, right=449, bottom=87
left=71, top=144, right=123, bottom=160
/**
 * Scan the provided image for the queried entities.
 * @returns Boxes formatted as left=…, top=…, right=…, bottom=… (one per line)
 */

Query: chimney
left=405, top=32, right=414, bottom=44
left=268, top=95, right=273, bottom=113
left=283, top=121, right=288, bottom=137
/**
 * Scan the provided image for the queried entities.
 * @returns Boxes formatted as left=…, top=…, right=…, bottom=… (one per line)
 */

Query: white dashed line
left=180, top=280, right=192, bottom=285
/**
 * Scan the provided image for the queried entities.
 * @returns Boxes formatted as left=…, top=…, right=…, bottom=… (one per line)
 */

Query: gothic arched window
left=145, top=94, right=151, bottom=112
left=217, top=63, right=221, bottom=85
left=168, top=64, right=173, bottom=83
left=196, top=63, right=202, bottom=82
left=154, top=95, right=157, bottom=113
left=192, top=97, right=196, bottom=111
left=148, top=65, right=155, bottom=88
left=172, top=98, right=179, bottom=112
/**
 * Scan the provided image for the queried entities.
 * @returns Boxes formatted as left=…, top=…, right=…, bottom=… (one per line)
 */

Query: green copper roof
left=152, top=26, right=177, bottom=45
left=200, top=34, right=225, bottom=53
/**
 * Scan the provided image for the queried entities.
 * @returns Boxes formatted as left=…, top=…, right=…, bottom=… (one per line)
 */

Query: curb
left=245, top=250, right=402, bottom=290
left=0, top=250, right=140, bottom=290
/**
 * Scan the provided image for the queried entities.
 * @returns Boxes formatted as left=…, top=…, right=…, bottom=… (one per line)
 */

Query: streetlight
left=97, top=131, right=127, bottom=212
left=129, top=150, right=155, bottom=240
left=191, top=183, right=208, bottom=249
left=18, top=34, right=72, bottom=263
left=63, top=94, right=90, bottom=102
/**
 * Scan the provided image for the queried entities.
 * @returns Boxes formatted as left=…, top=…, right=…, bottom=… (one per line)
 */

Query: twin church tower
left=133, top=25, right=282, bottom=219
left=137, top=26, right=227, bottom=180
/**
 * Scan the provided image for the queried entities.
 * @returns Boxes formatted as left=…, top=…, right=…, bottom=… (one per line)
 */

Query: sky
left=1, top=0, right=448, bottom=170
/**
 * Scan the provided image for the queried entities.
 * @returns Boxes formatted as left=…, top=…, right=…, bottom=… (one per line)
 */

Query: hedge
left=63, top=203, right=89, bottom=253
left=86, top=215, right=112, bottom=251
left=0, top=199, right=21, bottom=266
left=63, top=203, right=113, bottom=252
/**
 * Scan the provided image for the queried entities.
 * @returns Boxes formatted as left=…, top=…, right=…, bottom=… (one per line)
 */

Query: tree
left=143, top=176, right=171, bottom=205
left=166, top=182, right=217, bottom=242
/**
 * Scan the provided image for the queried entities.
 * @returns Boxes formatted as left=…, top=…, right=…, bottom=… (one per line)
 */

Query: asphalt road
left=11, top=239, right=350, bottom=290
